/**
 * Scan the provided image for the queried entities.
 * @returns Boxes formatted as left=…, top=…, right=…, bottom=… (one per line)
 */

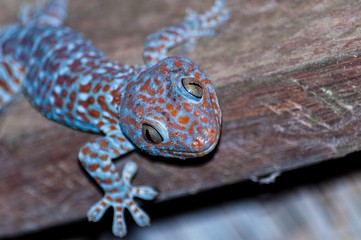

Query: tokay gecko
left=0, top=0, right=230, bottom=237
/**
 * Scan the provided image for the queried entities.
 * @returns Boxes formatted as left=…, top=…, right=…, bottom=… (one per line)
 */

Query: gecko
left=0, top=0, right=230, bottom=237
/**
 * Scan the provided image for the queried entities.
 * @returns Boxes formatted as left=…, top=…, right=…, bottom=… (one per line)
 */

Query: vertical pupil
left=182, top=77, right=203, bottom=99
left=142, top=124, right=163, bottom=144
left=189, top=82, right=201, bottom=87
left=145, top=129, right=154, bottom=143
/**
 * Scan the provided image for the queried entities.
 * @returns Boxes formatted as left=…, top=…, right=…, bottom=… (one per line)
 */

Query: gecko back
left=0, top=0, right=67, bottom=111
left=0, top=0, right=139, bottom=133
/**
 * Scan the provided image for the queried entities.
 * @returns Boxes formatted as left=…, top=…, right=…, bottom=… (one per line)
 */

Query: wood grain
left=1, top=0, right=361, bottom=237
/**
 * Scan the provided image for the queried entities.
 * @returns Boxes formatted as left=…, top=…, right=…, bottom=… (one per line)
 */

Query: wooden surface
left=1, top=0, right=361, bottom=237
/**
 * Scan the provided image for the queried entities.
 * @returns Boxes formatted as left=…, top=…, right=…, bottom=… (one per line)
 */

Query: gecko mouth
left=167, top=130, right=220, bottom=158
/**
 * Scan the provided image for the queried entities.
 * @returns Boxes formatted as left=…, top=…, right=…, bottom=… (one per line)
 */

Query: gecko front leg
left=78, top=127, right=157, bottom=237
left=143, top=0, right=230, bottom=67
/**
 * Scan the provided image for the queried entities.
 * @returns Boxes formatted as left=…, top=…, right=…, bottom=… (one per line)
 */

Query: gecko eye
left=142, top=124, right=164, bottom=144
left=182, top=77, right=203, bottom=99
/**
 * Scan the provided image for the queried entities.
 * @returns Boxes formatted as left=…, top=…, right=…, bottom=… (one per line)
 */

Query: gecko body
left=0, top=0, right=230, bottom=237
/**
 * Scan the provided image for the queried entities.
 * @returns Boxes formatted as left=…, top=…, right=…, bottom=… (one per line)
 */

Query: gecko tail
left=18, top=0, right=68, bottom=27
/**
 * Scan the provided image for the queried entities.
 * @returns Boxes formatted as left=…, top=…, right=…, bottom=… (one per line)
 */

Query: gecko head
left=119, top=56, right=222, bottom=159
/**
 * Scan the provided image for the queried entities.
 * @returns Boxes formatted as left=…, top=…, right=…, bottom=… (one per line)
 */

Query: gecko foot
left=183, top=0, right=231, bottom=51
left=87, top=161, right=158, bottom=238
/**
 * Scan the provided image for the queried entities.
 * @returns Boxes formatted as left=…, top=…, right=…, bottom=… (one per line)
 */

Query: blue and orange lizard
left=0, top=0, right=230, bottom=237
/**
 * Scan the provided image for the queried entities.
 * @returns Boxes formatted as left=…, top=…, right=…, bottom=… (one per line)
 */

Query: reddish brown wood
left=1, top=0, right=361, bottom=237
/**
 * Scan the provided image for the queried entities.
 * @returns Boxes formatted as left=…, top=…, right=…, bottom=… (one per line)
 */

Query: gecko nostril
left=192, top=137, right=204, bottom=150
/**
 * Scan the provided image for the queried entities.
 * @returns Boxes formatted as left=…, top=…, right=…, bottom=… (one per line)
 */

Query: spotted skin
left=144, top=0, right=230, bottom=67
left=0, top=56, right=24, bottom=109
left=0, top=0, right=229, bottom=238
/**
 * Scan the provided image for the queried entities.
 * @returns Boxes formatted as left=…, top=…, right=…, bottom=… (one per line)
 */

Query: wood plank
left=1, top=0, right=361, bottom=237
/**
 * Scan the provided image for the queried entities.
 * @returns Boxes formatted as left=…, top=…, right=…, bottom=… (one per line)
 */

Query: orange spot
left=159, top=35, right=169, bottom=41
left=14, top=78, right=21, bottom=85
left=77, top=110, right=90, bottom=122
left=154, top=77, right=161, bottom=86
left=173, top=60, right=183, bottom=68
left=78, top=100, right=88, bottom=108
left=213, top=102, right=219, bottom=111
left=137, top=106, right=145, bottom=114
left=203, top=101, right=210, bottom=108
left=188, top=120, right=199, bottom=135
left=187, top=64, right=194, bottom=73
left=140, top=79, right=151, bottom=92
left=113, top=149, right=120, bottom=155
left=160, top=64, right=169, bottom=74
left=192, top=137, right=203, bottom=150
left=104, top=178, right=113, bottom=185
left=158, top=87, right=164, bottom=95
left=182, top=102, right=192, bottom=112
left=82, top=147, right=91, bottom=155
left=61, top=90, right=68, bottom=97
left=97, top=122, right=105, bottom=128
left=89, top=109, right=100, bottom=118
left=208, top=128, right=216, bottom=136
left=148, top=98, right=156, bottom=104
left=103, top=85, right=110, bottom=92
left=87, top=96, right=95, bottom=104
left=19, top=66, right=25, bottom=74
left=178, top=116, right=189, bottom=125
left=168, top=122, right=186, bottom=131
left=195, top=73, right=201, bottom=80
left=148, top=89, right=156, bottom=96
left=93, top=83, right=102, bottom=93
left=66, top=112, right=73, bottom=120
left=100, top=140, right=109, bottom=148
left=127, top=100, right=135, bottom=109
left=79, top=83, right=91, bottom=92
left=89, top=164, right=99, bottom=171
left=102, top=165, right=112, bottom=172
left=2, top=62, right=12, bottom=77
left=138, top=95, right=147, bottom=102
left=100, top=155, right=108, bottom=161
left=155, top=106, right=163, bottom=113
left=146, top=56, right=153, bottom=63
left=181, top=134, right=187, bottom=141
left=0, top=78, right=13, bottom=94
left=166, top=103, right=178, bottom=117
left=54, top=98, right=63, bottom=108
left=70, top=91, right=76, bottom=101
left=200, top=117, right=208, bottom=123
